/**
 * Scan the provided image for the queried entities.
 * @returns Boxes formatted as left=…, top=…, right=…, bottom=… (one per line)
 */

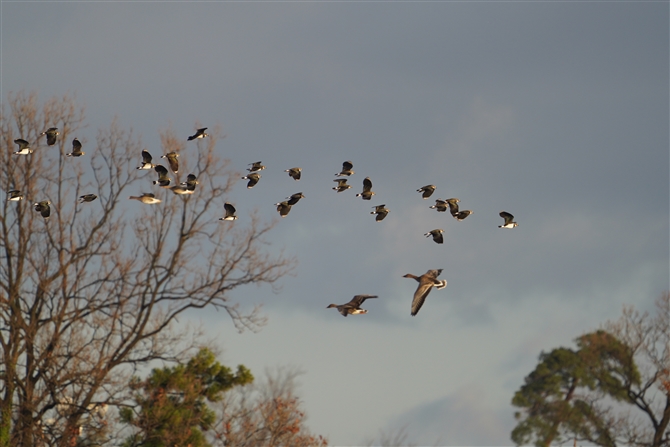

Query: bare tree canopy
left=0, top=91, right=295, bottom=447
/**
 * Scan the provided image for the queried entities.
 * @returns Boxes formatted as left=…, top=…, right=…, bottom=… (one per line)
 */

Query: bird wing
left=72, top=139, right=82, bottom=151
left=224, top=203, right=236, bottom=215
left=342, top=161, right=353, bottom=171
left=411, top=281, right=434, bottom=316
left=362, top=177, right=372, bottom=192
left=154, top=165, right=168, bottom=179
left=142, top=150, right=153, bottom=164
left=350, top=295, right=378, bottom=307
left=166, top=153, right=179, bottom=173
left=15, top=139, right=29, bottom=149
left=500, top=211, right=514, bottom=225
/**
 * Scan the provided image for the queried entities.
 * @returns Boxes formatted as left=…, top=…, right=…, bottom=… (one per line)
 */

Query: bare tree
left=213, top=367, right=328, bottom=447
left=0, top=91, right=295, bottom=447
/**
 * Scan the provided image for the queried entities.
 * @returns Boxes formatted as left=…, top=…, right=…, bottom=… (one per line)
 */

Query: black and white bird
left=241, top=172, right=261, bottom=189
left=417, top=185, right=436, bottom=199
left=170, top=185, right=191, bottom=195
left=34, top=201, right=51, bottom=222
left=332, top=178, right=351, bottom=193
left=187, top=128, right=208, bottom=141
left=129, top=193, right=161, bottom=204
left=445, top=198, right=460, bottom=215
left=452, top=209, right=473, bottom=221
left=247, top=161, right=266, bottom=172
left=78, top=194, right=98, bottom=203
left=285, top=167, right=302, bottom=181
left=286, top=192, right=305, bottom=206
left=162, top=152, right=179, bottom=173
left=327, top=295, right=378, bottom=317
left=220, top=202, right=238, bottom=221
left=335, top=160, right=354, bottom=177
left=181, top=174, right=198, bottom=192
left=425, top=229, right=444, bottom=244
left=403, top=269, right=447, bottom=316
left=499, top=211, right=518, bottom=229
left=275, top=201, right=292, bottom=218
left=7, top=190, right=24, bottom=201
left=153, top=165, right=171, bottom=187
left=356, top=177, right=375, bottom=200
left=429, top=198, right=448, bottom=212
left=41, top=128, right=59, bottom=146
left=13, top=139, right=32, bottom=155
left=67, top=138, right=84, bottom=157
left=371, top=204, right=389, bottom=222
left=137, top=150, right=155, bottom=170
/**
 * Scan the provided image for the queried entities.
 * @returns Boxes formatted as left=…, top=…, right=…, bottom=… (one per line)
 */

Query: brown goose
left=327, top=294, right=378, bottom=317
left=403, top=269, right=447, bottom=316
left=129, top=193, right=161, bottom=204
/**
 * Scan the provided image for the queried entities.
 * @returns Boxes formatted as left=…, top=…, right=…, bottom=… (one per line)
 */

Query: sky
left=2, top=1, right=668, bottom=445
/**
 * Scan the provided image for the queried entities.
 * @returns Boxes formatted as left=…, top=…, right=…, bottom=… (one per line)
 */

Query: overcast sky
left=2, top=1, right=668, bottom=445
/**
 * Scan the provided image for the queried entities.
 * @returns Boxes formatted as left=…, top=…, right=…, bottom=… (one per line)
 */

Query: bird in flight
left=327, top=295, right=378, bottom=317
left=403, top=269, right=447, bottom=316
left=187, top=128, right=208, bottom=141
left=499, top=211, right=518, bottom=229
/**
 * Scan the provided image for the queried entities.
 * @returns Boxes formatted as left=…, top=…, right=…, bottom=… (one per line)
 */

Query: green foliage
left=121, top=348, right=253, bottom=447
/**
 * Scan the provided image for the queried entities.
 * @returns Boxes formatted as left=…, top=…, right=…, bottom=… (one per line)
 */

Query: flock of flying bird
left=10, top=126, right=519, bottom=317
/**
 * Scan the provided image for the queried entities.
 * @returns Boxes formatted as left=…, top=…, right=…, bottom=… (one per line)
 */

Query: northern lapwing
left=332, top=178, right=351, bottom=193
left=429, top=199, right=448, bottom=212
left=181, top=174, right=198, bottom=193
left=286, top=192, right=304, bottom=206
left=220, top=202, right=238, bottom=221
left=34, top=201, right=51, bottom=222
left=242, top=172, right=261, bottom=189
left=285, top=167, right=302, bottom=181
left=187, top=128, right=208, bottom=141
left=79, top=194, right=98, bottom=203
left=452, top=209, right=473, bottom=221
left=162, top=152, right=179, bottom=173
left=425, top=229, right=444, bottom=244
left=335, top=160, right=354, bottom=177
left=7, top=190, right=24, bottom=201
left=371, top=204, right=389, bottom=222
left=247, top=161, right=266, bottom=173
left=356, top=177, right=375, bottom=200
left=13, top=139, right=32, bottom=155
left=403, top=269, right=447, bottom=316
left=417, top=185, right=436, bottom=199
left=137, top=150, right=155, bottom=170
left=153, top=165, right=171, bottom=188
left=499, top=211, right=518, bottom=229
left=327, top=294, right=378, bottom=317
left=41, top=128, right=59, bottom=146
left=67, top=138, right=85, bottom=157
left=275, top=201, right=292, bottom=218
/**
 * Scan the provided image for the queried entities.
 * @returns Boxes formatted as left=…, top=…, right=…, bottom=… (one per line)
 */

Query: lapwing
left=153, top=165, right=171, bottom=188
left=137, top=150, right=155, bottom=170
left=162, top=152, right=179, bottom=173
left=499, top=211, right=518, bottom=229
left=67, top=138, right=85, bottom=157
left=332, top=178, right=351, bottom=193
left=403, top=269, right=447, bottom=316
left=285, top=167, right=302, bottom=181
left=335, top=160, right=354, bottom=177
left=41, top=127, right=59, bottom=146
left=78, top=194, right=98, bottom=203
left=356, top=177, right=375, bottom=200
left=13, top=139, right=32, bottom=155
left=187, top=128, right=208, bottom=141
left=275, top=201, right=292, bottom=218
left=181, top=174, right=198, bottom=192
left=429, top=199, right=448, bottom=212
left=247, top=161, right=266, bottom=172
left=371, top=204, right=389, bottom=222
left=327, top=294, right=378, bottom=317
left=7, top=190, right=24, bottom=201
left=242, top=172, right=261, bottom=189
left=220, top=202, right=238, bottom=221
left=129, top=193, right=161, bottom=204
left=34, top=201, right=51, bottom=222
left=452, top=209, right=473, bottom=221
left=425, top=229, right=444, bottom=244
left=286, top=192, right=305, bottom=206
left=417, top=185, right=436, bottom=199
left=445, top=198, right=460, bottom=215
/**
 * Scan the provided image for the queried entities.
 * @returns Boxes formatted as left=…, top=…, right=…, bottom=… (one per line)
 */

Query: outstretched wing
left=142, top=150, right=153, bottom=164
left=500, top=211, right=514, bottom=226
left=349, top=294, right=378, bottom=307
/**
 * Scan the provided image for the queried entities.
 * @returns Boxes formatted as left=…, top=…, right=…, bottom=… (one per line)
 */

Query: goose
left=220, top=202, right=238, bottom=221
left=327, top=295, right=378, bottom=317
left=78, top=194, right=98, bottom=203
left=67, top=138, right=84, bottom=157
left=7, top=190, right=24, bottom=201
left=137, top=150, right=155, bottom=170
left=129, top=193, right=161, bottom=204
left=417, top=185, right=436, bottom=199
left=499, top=211, right=518, bottom=229
left=286, top=192, right=304, bottom=206
left=153, top=165, right=171, bottom=187
left=403, top=269, right=447, bottom=316
left=335, top=160, right=354, bottom=177
left=242, top=172, right=261, bottom=189
left=371, top=204, right=389, bottom=222
left=187, top=128, right=208, bottom=140
left=356, top=177, right=375, bottom=200
left=247, top=161, right=266, bottom=172
left=424, top=229, right=444, bottom=244
left=275, top=201, right=292, bottom=218
left=285, top=167, right=302, bottom=181
left=41, top=127, right=59, bottom=146
left=162, top=152, right=179, bottom=173
left=332, top=178, right=351, bottom=193
left=429, top=199, right=448, bottom=212
left=13, top=139, right=32, bottom=155
left=34, top=201, right=51, bottom=222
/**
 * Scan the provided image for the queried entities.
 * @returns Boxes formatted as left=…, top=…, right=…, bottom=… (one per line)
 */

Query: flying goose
left=356, top=177, right=375, bottom=200
left=7, top=190, right=24, bottom=201
left=417, top=185, right=436, bottom=199
left=187, top=128, right=208, bottom=141
left=425, top=229, right=444, bottom=244
left=78, top=194, right=98, bottom=203
left=285, top=167, right=302, bottom=181
left=162, top=152, right=179, bottom=173
left=247, top=161, right=266, bottom=172
left=67, top=138, right=84, bottom=157
left=137, top=150, right=155, bottom=170
left=332, top=178, right=351, bottom=193
left=129, top=193, right=161, bottom=204
left=220, top=202, right=238, bottom=221
left=403, top=269, right=447, bottom=316
left=286, top=192, right=305, bottom=206
left=41, top=127, right=59, bottom=146
left=241, top=172, right=261, bottom=189
left=335, top=160, right=354, bottom=177
left=371, top=204, right=389, bottom=222
left=34, top=201, right=51, bottom=222
left=153, top=165, right=171, bottom=187
left=275, top=201, right=292, bottom=218
left=327, top=294, right=378, bottom=317
left=13, top=139, right=32, bottom=155
left=499, top=211, right=518, bottom=228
